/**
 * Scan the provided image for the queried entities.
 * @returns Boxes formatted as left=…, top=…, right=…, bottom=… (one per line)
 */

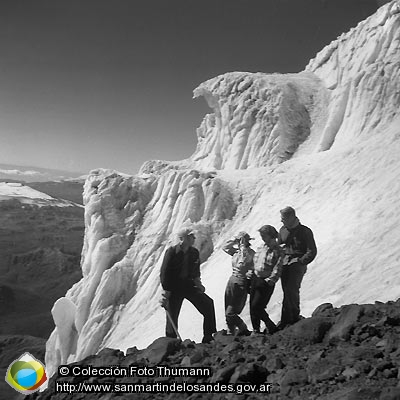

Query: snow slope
left=45, top=1, right=400, bottom=378
left=0, top=182, right=79, bottom=207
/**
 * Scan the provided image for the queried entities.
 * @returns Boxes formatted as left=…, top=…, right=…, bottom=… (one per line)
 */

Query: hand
left=265, top=279, right=275, bottom=287
left=160, top=290, right=171, bottom=308
left=193, top=278, right=205, bottom=293
left=196, top=283, right=206, bottom=293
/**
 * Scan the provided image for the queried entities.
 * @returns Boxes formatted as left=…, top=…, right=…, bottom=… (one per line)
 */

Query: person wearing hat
left=250, top=225, right=283, bottom=334
left=222, top=231, right=255, bottom=336
left=277, top=206, right=317, bottom=329
left=160, top=227, right=217, bottom=343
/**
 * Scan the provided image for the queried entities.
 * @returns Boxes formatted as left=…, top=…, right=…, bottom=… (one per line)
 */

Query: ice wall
left=191, top=72, right=325, bottom=169
left=46, top=1, right=400, bottom=378
left=45, top=166, right=238, bottom=377
left=306, top=0, right=400, bottom=150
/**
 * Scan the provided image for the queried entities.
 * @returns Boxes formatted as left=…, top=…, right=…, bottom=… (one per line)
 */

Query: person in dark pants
left=250, top=225, right=283, bottom=334
left=160, top=228, right=216, bottom=343
left=223, top=231, right=255, bottom=336
left=277, top=206, right=317, bottom=329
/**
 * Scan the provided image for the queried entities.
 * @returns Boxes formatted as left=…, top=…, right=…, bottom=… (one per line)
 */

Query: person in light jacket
left=223, top=231, right=255, bottom=336
left=250, top=225, right=282, bottom=334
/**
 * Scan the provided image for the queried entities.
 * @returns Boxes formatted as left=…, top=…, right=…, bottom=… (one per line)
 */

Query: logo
left=5, top=352, right=47, bottom=394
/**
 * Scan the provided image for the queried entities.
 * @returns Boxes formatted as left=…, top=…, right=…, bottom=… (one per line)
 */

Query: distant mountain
left=0, top=164, right=85, bottom=205
left=0, top=163, right=86, bottom=183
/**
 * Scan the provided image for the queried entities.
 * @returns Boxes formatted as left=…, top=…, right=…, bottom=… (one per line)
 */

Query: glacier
left=46, top=1, right=400, bottom=378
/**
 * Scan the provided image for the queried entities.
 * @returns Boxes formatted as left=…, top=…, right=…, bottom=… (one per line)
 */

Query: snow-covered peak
left=45, top=2, right=400, bottom=379
left=188, top=0, right=399, bottom=171
left=191, top=71, right=324, bottom=170
left=305, top=0, right=400, bottom=151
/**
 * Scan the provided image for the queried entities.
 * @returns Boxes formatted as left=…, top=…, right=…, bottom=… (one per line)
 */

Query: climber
left=250, top=224, right=282, bottom=335
left=160, top=227, right=216, bottom=344
left=277, top=206, right=317, bottom=329
left=222, top=231, right=255, bottom=336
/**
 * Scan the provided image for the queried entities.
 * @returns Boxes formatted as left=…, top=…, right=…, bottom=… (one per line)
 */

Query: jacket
left=278, top=222, right=317, bottom=266
left=223, top=239, right=255, bottom=283
left=253, top=242, right=283, bottom=284
left=160, top=245, right=200, bottom=291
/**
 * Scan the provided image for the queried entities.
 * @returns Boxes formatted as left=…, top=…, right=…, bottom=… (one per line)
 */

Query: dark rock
left=328, top=304, right=364, bottom=342
left=182, top=339, right=196, bottom=348
left=125, top=346, right=139, bottom=355
left=142, top=337, right=181, bottom=364
left=383, top=368, right=398, bottom=378
left=213, top=330, right=235, bottom=346
left=189, top=349, right=208, bottom=363
left=229, top=362, right=268, bottom=384
left=232, top=354, right=246, bottom=363
left=210, top=364, right=237, bottom=383
left=353, top=359, right=372, bottom=373
left=265, top=356, right=285, bottom=372
left=385, top=308, right=400, bottom=327
left=221, top=342, right=243, bottom=354
left=256, top=353, right=267, bottom=362
left=312, top=303, right=334, bottom=317
left=376, top=360, right=394, bottom=371
left=307, top=359, right=342, bottom=383
left=320, top=387, right=383, bottom=399
left=379, top=387, right=400, bottom=400
left=280, top=368, right=308, bottom=387
left=286, top=317, right=333, bottom=345
left=96, top=348, right=123, bottom=359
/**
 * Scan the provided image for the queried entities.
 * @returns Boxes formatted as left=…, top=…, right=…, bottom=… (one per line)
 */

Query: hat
left=258, top=225, right=278, bottom=239
left=280, top=206, right=296, bottom=217
left=234, top=231, right=253, bottom=242
left=176, top=227, right=195, bottom=238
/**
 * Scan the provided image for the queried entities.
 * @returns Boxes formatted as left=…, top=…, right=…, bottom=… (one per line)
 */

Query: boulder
left=142, top=337, right=181, bottom=364
left=286, top=317, right=333, bottom=345
left=327, top=304, right=364, bottom=342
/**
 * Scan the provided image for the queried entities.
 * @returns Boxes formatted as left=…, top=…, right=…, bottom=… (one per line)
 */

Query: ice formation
left=46, top=1, right=400, bottom=378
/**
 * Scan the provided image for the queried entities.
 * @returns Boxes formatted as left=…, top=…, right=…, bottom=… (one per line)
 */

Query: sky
left=0, top=0, right=386, bottom=175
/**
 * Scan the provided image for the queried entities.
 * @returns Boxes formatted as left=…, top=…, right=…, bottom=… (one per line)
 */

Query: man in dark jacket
left=277, top=207, right=317, bottom=328
left=160, top=228, right=216, bottom=343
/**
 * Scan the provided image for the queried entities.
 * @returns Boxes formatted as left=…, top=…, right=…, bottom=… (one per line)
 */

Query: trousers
left=165, top=288, right=216, bottom=338
left=250, top=276, right=276, bottom=332
left=224, top=275, right=249, bottom=333
left=280, top=263, right=307, bottom=326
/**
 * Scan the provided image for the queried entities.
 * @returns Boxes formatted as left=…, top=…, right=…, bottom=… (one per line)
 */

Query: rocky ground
left=0, top=180, right=84, bottom=400
left=0, top=199, right=84, bottom=338
left=28, top=299, right=400, bottom=400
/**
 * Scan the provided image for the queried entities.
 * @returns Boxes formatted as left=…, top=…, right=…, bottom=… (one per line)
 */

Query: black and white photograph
left=1, top=0, right=399, bottom=398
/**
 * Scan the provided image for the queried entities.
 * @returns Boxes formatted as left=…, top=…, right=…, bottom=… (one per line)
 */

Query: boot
left=236, top=320, right=251, bottom=336
left=264, top=317, right=278, bottom=334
